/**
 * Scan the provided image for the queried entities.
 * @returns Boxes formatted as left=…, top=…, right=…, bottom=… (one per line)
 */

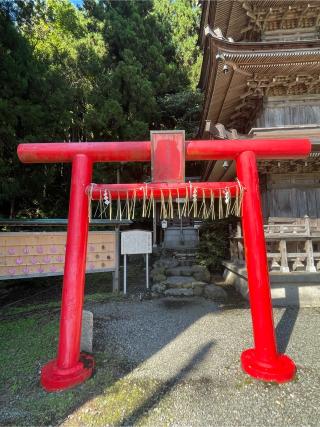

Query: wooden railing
left=230, top=217, right=320, bottom=273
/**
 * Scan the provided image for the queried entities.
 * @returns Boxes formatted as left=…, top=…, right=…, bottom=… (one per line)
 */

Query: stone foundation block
left=166, top=266, right=193, bottom=277
left=204, top=284, right=227, bottom=301
left=151, top=283, right=167, bottom=293
left=154, top=259, right=179, bottom=269
left=164, top=288, right=193, bottom=297
left=193, top=269, right=210, bottom=282
left=194, top=285, right=204, bottom=296
left=80, top=310, right=93, bottom=353
left=150, top=266, right=166, bottom=276
left=152, top=273, right=167, bottom=283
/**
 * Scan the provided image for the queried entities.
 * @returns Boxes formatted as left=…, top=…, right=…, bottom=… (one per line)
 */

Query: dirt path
left=64, top=298, right=320, bottom=426
left=2, top=261, right=320, bottom=426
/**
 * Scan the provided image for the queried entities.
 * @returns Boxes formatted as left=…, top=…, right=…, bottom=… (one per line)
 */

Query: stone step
left=164, top=288, right=193, bottom=297
left=204, top=284, right=228, bottom=301
left=174, top=253, right=197, bottom=261
left=176, top=254, right=196, bottom=259
left=174, top=249, right=197, bottom=254
left=152, top=281, right=228, bottom=300
left=177, top=260, right=196, bottom=267
left=164, top=276, right=207, bottom=289
left=166, top=266, right=194, bottom=276
left=175, top=254, right=197, bottom=259
left=153, top=258, right=179, bottom=269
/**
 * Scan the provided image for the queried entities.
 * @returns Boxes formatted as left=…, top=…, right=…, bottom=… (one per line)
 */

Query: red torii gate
left=18, top=132, right=310, bottom=392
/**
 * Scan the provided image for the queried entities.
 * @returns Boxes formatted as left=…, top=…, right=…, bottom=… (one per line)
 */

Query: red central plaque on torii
left=151, top=130, right=185, bottom=182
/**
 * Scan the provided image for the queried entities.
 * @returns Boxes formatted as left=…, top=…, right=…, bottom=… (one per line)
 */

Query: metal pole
left=153, top=200, right=157, bottom=247
left=41, top=154, right=94, bottom=391
left=117, top=166, right=121, bottom=220
left=124, top=254, right=127, bottom=295
left=236, top=150, right=296, bottom=383
left=113, top=226, right=120, bottom=292
left=146, top=253, right=149, bottom=289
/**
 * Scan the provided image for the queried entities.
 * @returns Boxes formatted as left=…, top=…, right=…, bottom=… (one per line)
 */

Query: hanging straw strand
left=146, top=190, right=153, bottom=218
left=87, top=183, right=95, bottom=223
left=168, top=189, right=173, bottom=219
left=218, top=189, right=223, bottom=219
left=225, top=188, right=231, bottom=218
left=132, top=189, right=136, bottom=219
left=230, top=185, right=238, bottom=216
left=177, top=187, right=181, bottom=219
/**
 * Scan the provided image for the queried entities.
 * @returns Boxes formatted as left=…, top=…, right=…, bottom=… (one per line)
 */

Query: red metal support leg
left=236, top=151, right=296, bottom=383
left=41, top=154, right=94, bottom=391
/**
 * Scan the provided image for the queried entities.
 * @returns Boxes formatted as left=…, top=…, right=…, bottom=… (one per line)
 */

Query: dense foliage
left=0, top=0, right=202, bottom=218
left=197, top=219, right=237, bottom=273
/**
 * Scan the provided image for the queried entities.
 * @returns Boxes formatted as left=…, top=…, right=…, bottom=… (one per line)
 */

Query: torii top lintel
left=17, top=135, right=311, bottom=166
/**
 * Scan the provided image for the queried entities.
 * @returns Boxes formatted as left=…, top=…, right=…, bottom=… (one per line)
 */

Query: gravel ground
left=89, top=297, right=320, bottom=426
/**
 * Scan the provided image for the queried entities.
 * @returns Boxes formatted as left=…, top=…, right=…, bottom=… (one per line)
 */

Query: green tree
left=83, top=0, right=189, bottom=140
left=21, top=0, right=107, bottom=141
left=0, top=0, right=203, bottom=218
left=0, top=1, right=46, bottom=217
left=153, top=0, right=202, bottom=89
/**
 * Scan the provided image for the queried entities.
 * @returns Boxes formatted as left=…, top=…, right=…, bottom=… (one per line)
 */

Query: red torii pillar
left=17, top=134, right=310, bottom=391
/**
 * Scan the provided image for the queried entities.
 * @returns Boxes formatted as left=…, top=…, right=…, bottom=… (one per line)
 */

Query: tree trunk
left=9, top=199, right=15, bottom=219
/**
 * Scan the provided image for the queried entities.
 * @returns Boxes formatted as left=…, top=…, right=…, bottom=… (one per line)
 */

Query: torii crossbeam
left=18, top=131, right=310, bottom=391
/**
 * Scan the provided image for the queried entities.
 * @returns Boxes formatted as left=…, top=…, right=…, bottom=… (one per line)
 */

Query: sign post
left=123, top=253, right=127, bottom=295
left=146, top=253, right=149, bottom=289
left=121, top=230, right=152, bottom=294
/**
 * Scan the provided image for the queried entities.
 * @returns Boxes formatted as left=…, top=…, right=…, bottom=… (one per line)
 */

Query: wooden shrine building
left=198, top=0, right=320, bottom=287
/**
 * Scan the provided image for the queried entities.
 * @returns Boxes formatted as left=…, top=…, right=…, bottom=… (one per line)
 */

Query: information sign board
left=121, top=230, right=152, bottom=255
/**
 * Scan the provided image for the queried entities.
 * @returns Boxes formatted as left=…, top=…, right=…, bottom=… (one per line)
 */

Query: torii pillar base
left=41, top=353, right=94, bottom=392
left=241, top=349, right=296, bottom=383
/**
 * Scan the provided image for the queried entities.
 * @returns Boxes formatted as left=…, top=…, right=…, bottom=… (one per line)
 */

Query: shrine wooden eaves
left=200, top=0, right=320, bottom=45
left=199, top=34, right=320, bottom=135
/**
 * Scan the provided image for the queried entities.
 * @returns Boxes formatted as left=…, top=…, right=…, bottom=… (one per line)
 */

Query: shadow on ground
left=276, top=306, right=299, bottom=354
left=0, top=254, right=219, bottom=426
left=0, top=255, right=302, bottom=426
